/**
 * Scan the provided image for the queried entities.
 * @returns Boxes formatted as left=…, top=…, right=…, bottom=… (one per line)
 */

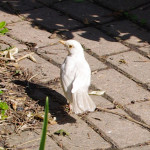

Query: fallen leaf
left=0, top=47, right=18, bottom=60
left=89, top=90, right=105, bottom=96
left=119, top=59, right=126, bottom=64
left=83, top=18, right=89, bottom=24
left=35, top=112, right=57, bottom=125
left=54, top=129, right=69, bottom=137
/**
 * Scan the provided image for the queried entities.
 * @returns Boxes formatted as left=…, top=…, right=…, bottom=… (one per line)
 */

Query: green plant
left=39, top=97, right=49, bottom=150
left=0, top=90, right=3, bottom=95
left=0, top=21, right=9, bottom=35
left=123, top=12, right=147, bottom=26
left=0, top=100, right=9, bottom=120
left=54, top=129, right=69, bottom=137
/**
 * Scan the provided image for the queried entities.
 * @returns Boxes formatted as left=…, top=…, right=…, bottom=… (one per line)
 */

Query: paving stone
left=0, top=43, right=9, bottom=50
left=101, top=20, right=150, bottom=47
left=6, top=131, right=61, bottom=150
left=139, top=45, right=150, bottom=55
left=54, top=1, right=113, bottom=24
left=17, top=52, right=60, bottom=83
left=123, top=145, right=150, bottom=150
left=107, top=51, right=150, bottom=85
left=90, top=94, right=114, bottom=109
left=95, top=0, right=150, bottom=11
left=87, top=109, right=150, bottom=148
left=130, top=3, right=150, bottom=30
left=1, top=0, right=42, bottom=12
left=62, top=27, right=129, bottom=56
left=37, top=0, right=63, bottom=6
left=22, top=7, right=83, bottom=31
left=0, top=7, right=21, bottom=23
left=49, top=114, right=111, bottom=150
left=91, top=69, right=150, bottom=105
left=37, top=43, right=107, bottom=71
left=0, top=35, right=27, bottom=51
left=7, top=21, right=58, bottom=47
left=126, top=101, right=150, bottom=125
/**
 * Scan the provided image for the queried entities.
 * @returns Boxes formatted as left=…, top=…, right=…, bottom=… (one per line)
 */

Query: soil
left=0, top=59, right=68, bottom=149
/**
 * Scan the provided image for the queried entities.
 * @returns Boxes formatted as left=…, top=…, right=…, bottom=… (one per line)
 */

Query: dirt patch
left=0, top=59, right=72, bottom=149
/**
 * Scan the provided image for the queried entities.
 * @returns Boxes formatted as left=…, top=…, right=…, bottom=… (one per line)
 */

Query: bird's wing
left=61, top=56, right=76, bottom=93
left=71, top=62, right=91, bottom=93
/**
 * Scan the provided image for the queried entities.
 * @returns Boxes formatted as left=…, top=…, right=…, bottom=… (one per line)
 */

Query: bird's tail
left=71, top=90, right=96, bottom=114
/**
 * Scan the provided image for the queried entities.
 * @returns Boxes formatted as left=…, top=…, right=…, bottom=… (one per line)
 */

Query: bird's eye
left=69, top=45, right=73, bottom=48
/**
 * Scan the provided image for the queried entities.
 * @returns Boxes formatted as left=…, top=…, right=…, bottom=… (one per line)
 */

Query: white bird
left=59, top=40, right=96, bottom=114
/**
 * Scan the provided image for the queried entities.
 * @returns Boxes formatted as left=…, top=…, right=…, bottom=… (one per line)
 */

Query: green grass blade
left=0, top=28, right=9, bottom=34
left=0, top=21, right=6, bottom=29
left=39, top=97, right=49, bottom=150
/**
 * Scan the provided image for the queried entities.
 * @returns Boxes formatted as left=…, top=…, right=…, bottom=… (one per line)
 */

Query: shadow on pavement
left=0, top=0, right=149, bottom=43
left=13, top=80, right=76, bottom=125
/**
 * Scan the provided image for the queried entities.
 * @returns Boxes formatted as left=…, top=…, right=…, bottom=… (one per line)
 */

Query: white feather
left=60, top=40, right=96, bottom=114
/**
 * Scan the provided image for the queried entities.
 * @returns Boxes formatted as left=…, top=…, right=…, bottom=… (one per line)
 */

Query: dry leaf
left=119, top=59, right=126, bottom=64
left=0, top=47, right=18, bottom=60
left=16, top=52, right=36, bottom=63
left=89, top=90, right=105, bottom=96
left=29, top=54, right=37, bottom=62
left=83, top=18, right=89, bottom=24
left=35, top=112, right=57, bottom=125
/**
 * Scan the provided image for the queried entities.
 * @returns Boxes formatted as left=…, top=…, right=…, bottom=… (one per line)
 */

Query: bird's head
left=59, top=40, right=84, bottom=56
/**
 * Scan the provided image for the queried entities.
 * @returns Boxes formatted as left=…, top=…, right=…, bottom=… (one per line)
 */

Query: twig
left=15, top=52, right=35, bottom=62
left=28, top=74, right=38, bottom=82
left=0, top=57, right=15, bottom=61
left=96, top=107, right=150, bottom=130
left=134, top=60, right=150, bottom=62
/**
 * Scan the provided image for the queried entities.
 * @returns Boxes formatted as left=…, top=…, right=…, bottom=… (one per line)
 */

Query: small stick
left=15, top=52, right=35, bottom=62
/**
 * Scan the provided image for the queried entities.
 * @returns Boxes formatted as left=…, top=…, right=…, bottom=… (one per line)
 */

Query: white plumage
left=60, top=40, right=96, bottom=114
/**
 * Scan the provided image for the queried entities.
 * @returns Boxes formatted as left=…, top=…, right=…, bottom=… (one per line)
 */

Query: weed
left=0, top=21, right=9, bottom=35
left=123, top=12, right=147, bottom=26
left=39, top=97, right=49, bottom=150
left=0, top=100, right=9, bottom=120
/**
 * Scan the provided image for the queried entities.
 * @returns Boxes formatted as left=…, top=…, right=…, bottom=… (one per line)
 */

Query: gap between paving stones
left=3, top=29, right=150, bottom=132
left=1, top=2, right=150, bottom=149
left=90, top=84, right=150, bottom=131
left=84, top=48, right=150, bottom=92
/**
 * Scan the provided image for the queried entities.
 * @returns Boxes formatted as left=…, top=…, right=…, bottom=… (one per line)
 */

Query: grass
left=0, top=21, right=9, bottom=35
left=39, top=97, right=49, bottom=150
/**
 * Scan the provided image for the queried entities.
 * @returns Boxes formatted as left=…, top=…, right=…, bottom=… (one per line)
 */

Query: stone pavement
left=0, top=0, right=150, bottom=149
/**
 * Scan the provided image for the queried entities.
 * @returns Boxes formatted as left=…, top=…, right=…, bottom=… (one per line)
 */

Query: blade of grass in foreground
left=39, top=97, right=49, bottom=150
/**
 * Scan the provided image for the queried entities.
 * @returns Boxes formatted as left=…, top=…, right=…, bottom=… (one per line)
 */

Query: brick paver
left=36, top=44, right=107, bottom=71
left=17, top=52, right=60, bottom=83
left=62, top=27, right=129, bottom=56
left=101, top=20, right=150, bottom=47
left=87, top=110, right=150, bottom=149
left=0, top=7, right=21, bottom=23
left=49, top=114, right=111, bottom=150
left=7, top=21, right=58, bottom=47
left=0, top=35, right=27, bottom=51
left=130, top=3, right=150, bottom=30
left=53, top=1, right=114, bottom=24
left=95, top=0, right=150, bottom=11
left=123, top=145, right=150, bottom=150
left=6, top=130, right=61, bottom=150
left=107, top=51, right=150, bottom=85
left=1, top=0, right=150, bottom=149
left=91, top=69, right=150, bottom=105
left=126, top=101, right=150, bottom=125
left=22, top=7, right=83, bottom=31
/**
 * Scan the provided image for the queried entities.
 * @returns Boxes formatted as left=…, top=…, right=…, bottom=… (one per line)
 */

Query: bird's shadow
left=13, top=80, right=76, bottom=124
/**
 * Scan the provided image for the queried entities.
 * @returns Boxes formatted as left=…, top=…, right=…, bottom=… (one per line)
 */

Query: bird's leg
left=68, top=103, right=73, bottom=114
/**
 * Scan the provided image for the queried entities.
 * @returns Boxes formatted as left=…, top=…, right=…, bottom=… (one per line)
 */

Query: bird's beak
left=59, top=40, right=66, bottom=45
